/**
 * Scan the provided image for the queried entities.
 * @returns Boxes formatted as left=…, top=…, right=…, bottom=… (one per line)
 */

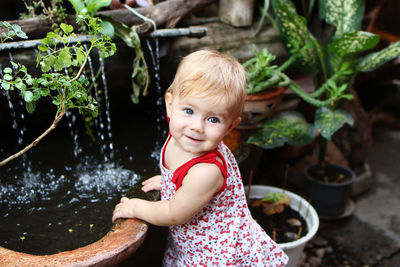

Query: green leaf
left=247, top=111, right=317, bottom=149
left=46, top=32, right=57, bottom=39
left=58, top=49, right=72, bottom=68
left=271, top=0, right=321, bottom=75
left=60, top=23, right=74, bottom=34
left=99, top=21, right=114, bottom=37
left=16, top=30, right=28, bottom=39
left=3, top=67, right=12, bottom=74
left=1, top=81, right=11, bottom=90
left=86, top=0, right=112, bottom=15
left=41, top=55, right=56, bottom=72
left=14, top=77, right=24, bottom=89
left=319, top=0, right=364, bottom=39
left=38, top=44, right=48, bottom=52
left=76, top=49, right=86, bottom=65
left=25, top=101, right=36, bottom=114
left=356, top=41, right=400, bottom=72
left=67, top=0, right=86, bottom=15
left=328, top=31, right=380, bottom=57
left=24, top=91, right=34, bottom=102
left=3, top=74, right=12, bottom=81
left=315, top=107, right=354, bottom=140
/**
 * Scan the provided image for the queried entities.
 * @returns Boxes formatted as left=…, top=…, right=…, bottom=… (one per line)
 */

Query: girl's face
left=165, top=92, right=240, bottom=157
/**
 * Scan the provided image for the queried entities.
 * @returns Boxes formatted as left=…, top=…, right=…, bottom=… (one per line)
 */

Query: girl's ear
left=227, top=117, right=241, bottom=134
left=165, top=92, right=173, bottom=117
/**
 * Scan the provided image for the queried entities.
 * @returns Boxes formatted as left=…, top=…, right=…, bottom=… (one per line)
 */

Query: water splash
left=0, top=157, right=139, bottom=211
left=97, top=48, right=114, bottom=160
left=74, top=161, right=139, bottom=195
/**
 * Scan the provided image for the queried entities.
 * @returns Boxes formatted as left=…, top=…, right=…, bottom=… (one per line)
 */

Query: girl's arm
left=112, top=163, right=224, bottom=226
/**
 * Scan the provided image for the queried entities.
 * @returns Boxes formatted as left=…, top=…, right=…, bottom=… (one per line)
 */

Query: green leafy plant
left=0, top=22, right=28, bottom=43
left=261, top=191, right=288, bottom=203
left=244, top=47, right=289, bottom=94
left=19, top=0, right=68, bottom=27
left=244, top=43, right=314, bottom=95
left=100, top=15, right=150, bottom=104
left=68, top=0, right=114, bottom=36
left=248, top=0, right=400, bottom=166
left=68, top=0, right=112, bottom=16
left=0, top=16, right=116, bottom=167
left=67, top=1, right=150, bottom=103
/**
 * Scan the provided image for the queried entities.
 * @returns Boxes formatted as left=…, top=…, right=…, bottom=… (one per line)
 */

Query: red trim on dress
left=161, top=134, right=228, bottom=195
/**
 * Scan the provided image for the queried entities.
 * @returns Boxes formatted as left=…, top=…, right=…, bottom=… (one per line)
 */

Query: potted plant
left=247, top=0, right=400, bottom=217
left=245, top=185, right=319, bottom=267
left=241, top=45, right=310, bottom=128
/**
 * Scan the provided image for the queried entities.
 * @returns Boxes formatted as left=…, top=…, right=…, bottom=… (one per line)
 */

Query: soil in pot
left=307, top=165, right=353, bottom=183
left=249, top=201, right=308, bottom=244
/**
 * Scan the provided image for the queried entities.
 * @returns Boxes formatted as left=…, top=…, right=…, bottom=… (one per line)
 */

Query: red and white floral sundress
left=160, top=135, right=288, bottom=266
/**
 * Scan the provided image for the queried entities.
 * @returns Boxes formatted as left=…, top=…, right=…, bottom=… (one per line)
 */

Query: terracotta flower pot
left=240, top=87, right=286, bottom=128
left=0, top=219, right=147, bottom=266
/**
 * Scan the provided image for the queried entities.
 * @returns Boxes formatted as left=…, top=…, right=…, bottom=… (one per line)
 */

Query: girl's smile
left=165, top=92, right=240, bottom=159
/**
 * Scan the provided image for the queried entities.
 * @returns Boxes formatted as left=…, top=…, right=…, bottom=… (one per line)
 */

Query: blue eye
left=208, top=117, right=220, bottom=123
left=184, top=108, right=193, bottom=115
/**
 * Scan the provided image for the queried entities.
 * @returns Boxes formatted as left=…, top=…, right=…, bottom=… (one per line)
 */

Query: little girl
left=112, top=50, right=288, bottom=266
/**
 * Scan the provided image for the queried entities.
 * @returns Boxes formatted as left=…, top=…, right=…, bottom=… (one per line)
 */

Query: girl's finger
left=120, top=197, right=129, bottom=203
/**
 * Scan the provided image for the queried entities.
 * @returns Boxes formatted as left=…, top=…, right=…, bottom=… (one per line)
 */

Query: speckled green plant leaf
left=356, top=41, right=400, bottom=72
left=328, top=31, right=379, bottom=57
left=315, top=107, right=354, bottom=140
left=319, top=0, right=364, bottom=39
left=86, top=0, right=112, bottom=15
left=67, top=0, right=86, bottom=15
left=247, top=111, right=316, bottom=149
left=271, top=0, right=321, bottom=75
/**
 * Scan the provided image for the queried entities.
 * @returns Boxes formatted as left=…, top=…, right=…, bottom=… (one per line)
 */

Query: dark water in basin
left=0, top=101, right=168, bottom=255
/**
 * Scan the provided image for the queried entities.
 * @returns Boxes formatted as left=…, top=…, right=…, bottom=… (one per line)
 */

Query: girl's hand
left=112, top=197, right=137, bottom=223
left=142, top=175, right=161, bottom=192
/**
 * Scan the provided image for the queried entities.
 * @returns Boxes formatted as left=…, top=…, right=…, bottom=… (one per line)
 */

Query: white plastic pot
left=245, top=185, right=319, bottom=267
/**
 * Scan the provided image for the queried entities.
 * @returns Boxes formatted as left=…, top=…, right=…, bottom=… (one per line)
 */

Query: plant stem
left=0, top=106, right=66, bottom=167
left=317, top=135, right=327, bottom=166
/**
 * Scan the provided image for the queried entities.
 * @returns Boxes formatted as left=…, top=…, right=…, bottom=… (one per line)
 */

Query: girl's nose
left=190, top=118, right=204, bottom=133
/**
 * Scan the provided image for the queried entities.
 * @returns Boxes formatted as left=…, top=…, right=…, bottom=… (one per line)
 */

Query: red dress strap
left=171, top=149, right=228, bottom=196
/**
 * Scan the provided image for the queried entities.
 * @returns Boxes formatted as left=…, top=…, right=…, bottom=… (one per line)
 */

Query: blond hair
left=166, top=50, right=246, bottom=119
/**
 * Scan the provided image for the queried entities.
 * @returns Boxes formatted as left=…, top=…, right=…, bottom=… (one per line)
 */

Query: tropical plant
left=244, top=42, right=314, bottom=95
left=248, top=0, right=400, bottom=166
left=0, top=15, right=116, bottom=167
left=68, top=0, right=112, bottom=17
left=101, top=16, right=150, bottom=104
left=244, top=47, right=290, bottom=94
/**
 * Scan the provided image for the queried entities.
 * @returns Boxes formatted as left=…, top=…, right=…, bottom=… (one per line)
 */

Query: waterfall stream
left=0, top=40, right=166, bottom=254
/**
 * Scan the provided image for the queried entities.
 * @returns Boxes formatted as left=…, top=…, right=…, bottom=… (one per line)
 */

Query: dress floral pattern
left=160, top=138, right=288, bottom=266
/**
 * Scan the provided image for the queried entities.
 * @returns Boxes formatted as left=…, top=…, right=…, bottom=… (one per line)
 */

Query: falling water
left=5, top=52, right=30, bottom=171
left=145, top=38, right=162, bottom=103
left=97, top=48, right=114, bottom=161
left=145, top=37, right=166, bottom=161
left=66, top=111, right=82, bottom=157
left=85, top=44, right=106, bottom=157
left=0, top=65, right=18, bottom=131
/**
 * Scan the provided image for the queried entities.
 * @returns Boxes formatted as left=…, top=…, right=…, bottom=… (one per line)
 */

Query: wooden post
left=219, top=0, right=255, bottom=27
